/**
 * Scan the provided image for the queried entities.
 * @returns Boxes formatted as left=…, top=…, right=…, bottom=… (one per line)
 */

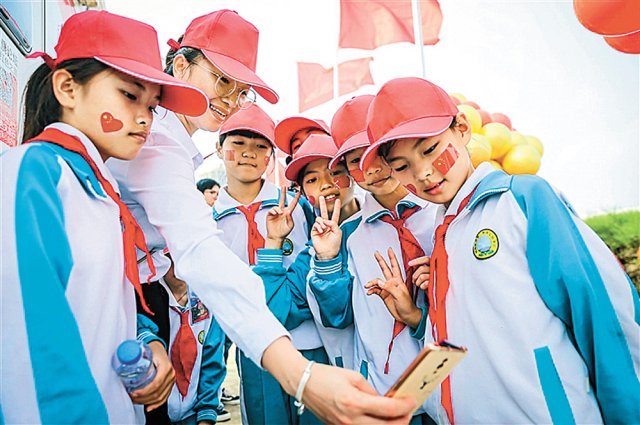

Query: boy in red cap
left=1, top=10, right=208, bottom=423
left=274, top=116, right=330, bottom=156
left=364, top=77, right=640, bottom=424
left=307, top=95, right=439, bottom=424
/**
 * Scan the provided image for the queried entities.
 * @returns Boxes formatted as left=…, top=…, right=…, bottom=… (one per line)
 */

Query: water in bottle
left=112, top=340, right=157, bottom=392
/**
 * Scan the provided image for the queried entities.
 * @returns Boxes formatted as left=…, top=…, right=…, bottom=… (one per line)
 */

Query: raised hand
left=265, top=187, right=301, bottom=249
left=311, top=195, right=342, bottom=261
left=365, top=248, right=422, bottom=328
left=408, top=256, right=430, bottom=291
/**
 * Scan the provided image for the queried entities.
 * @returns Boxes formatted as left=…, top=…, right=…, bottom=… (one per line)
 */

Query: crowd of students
left=1, top=7, right=638, bottom=425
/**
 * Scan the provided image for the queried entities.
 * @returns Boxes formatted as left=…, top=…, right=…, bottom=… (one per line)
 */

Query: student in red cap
left=213, top=104, right=320, bottom=424
left=307, top=95, right=439, bottom=424
left=0, top=10, right=208, bottom=423
left=106, top=10, right=417, bottom=424
left=274, top=116, right=330, bottom=156
left=363, top=77, right=640, bottom=424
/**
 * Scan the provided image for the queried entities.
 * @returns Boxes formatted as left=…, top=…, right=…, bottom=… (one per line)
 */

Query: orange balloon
left=502, top=145, right=541, bottom=175
left=477, top=109, right=492, bottom=125
left=574, top=0, right=640, bottom=36
left=604, top=30, right=640, bottom=54
left=467, top=134, right=492, bottom=168
left=482, top=122, right=512, bottom=159
left=490, top=112, right=512, bottom=130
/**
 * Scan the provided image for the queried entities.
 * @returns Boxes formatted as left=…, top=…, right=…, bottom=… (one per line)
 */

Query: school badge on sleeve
left=473, top=229, right=499, bottom=260
left=282, top=238, right=294, bottom=256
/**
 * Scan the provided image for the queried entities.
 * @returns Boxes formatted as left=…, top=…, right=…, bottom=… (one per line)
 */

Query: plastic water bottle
left=112, top=340, right=157, bottom=392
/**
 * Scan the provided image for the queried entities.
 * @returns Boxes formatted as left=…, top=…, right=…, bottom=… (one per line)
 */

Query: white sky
left=107, top=0, right=639, bottom=217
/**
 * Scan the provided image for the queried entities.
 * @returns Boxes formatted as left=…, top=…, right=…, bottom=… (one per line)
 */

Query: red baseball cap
left=170, top=10, right=278, bottom=104
left=329, top=95, right=375, bottom=170
left=361, top=77, right=458, bottom=168
left=284, top=134, right=338, bottom=182
left=27, top=10, right=208, bottom=117
left=274, top=117, right=330, bottom=154
left=219, top=104, right=275, bottom=146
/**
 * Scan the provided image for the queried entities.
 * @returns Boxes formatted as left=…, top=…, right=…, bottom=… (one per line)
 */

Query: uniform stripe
left=534, top=346, right=575, bottom=425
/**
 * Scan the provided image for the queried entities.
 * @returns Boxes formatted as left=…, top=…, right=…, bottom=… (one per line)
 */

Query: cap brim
left=96, top=57, right=209, bottom=117
left=361, top=115, right=453, bottom=169
left=329, top=131, right=370, bottom=170
left=285, top=153, right=333, bottom=181
left=202, top=50, right=279, bottom=105
left=219, top=124, right=274, bottom=147
left=274, top=117, right=330, bottom=154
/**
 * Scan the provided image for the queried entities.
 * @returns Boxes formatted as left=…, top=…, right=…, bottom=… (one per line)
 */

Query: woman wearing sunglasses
left=106, top=9, right=416, bottom=425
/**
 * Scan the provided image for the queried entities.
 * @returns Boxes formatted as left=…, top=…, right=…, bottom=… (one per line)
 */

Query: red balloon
left=574, top=0, right=640, bottom=36
left=604, top=30, right=640, bottom=54
left=477, top=109, right=492, bottom=125
left=490, top=112, right=512, bottom=130
left=450, top=95, right=461, bottom=105
left=461, top=101, right=481, bottom=109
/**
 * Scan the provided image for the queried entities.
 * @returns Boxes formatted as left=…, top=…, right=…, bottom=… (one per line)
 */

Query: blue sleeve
left=253, top=247, right=312, bottom=329
left=136, top=314, right=166, bottom=350
left=9, top=146, right=109, bottom=422
left=511, top=175, right=640, bottom=422
left=409, top=305, right=428, bottom=340
left=195, top=317, right=227, bottom=423
left=308, top=253, right=354, bottom=329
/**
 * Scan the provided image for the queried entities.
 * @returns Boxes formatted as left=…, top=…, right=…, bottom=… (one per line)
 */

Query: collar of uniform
left=214, top=179, right=281, bottom=219
left=363, top=191, right=427, bottom=224
left=438, top=162, right=507, bottom=220
left=159, top=278, right=190, bottom=311
left=47, top=122, right=120, bottom=194
left=154, top=108, right=204, bottom=169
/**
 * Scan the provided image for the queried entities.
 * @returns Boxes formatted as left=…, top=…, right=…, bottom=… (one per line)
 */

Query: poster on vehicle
left=0, top=37, right=19, bottom=148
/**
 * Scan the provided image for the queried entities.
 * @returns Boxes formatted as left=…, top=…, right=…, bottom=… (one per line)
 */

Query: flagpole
left=412, top=0, right=427, bottom=78
left=334, top=0, right=340, bottom=101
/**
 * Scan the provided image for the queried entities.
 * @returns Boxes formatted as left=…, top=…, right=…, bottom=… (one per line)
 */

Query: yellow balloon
left=511, top=131, right=527, bottom=146
left=482, top=122, right=512, bottom=159
left=467, top=134, right=492, bottom=167
left=502, top=145, right=541, bottom=175
left=488, top=160, right=503, bottom=170
left=525, top=135, right=544, bottom=157
left=450, top=92, right=467, bottom=103
left=458, top=105, right=482, bottom=133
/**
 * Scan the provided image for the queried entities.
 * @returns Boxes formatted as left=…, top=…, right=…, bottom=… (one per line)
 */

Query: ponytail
left=164, top=35, right=205, bottom=76
left=22, top=59, right=108, bottom=142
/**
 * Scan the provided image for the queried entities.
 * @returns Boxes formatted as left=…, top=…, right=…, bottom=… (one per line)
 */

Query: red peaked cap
left=219, top=104, right=275, bottom=146
left=329, top=95, right=375, bottom=169
left=285, top=134, right=338, bottom=182
left=27, top=10, right=208, bottom=117
left=172, top=9, right=278, bottom=105
left=274, top=117, right=330, bottom=155
left=361, top=77, right=458, bottom=169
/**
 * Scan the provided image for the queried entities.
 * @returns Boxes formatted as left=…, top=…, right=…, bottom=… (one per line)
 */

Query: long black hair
left=22, top=59, right=109, bottom=142
left=164, top=35, right=204, bottom=76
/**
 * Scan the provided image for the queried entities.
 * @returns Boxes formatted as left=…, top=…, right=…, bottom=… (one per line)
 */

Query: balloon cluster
left=574, top=0, right=640, bottom=54
left=450, top=93, right=544, bottom=175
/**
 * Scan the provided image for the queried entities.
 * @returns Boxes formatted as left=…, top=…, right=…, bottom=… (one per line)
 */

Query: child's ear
left=453, top=112, right=472, bottom=145
left=51, top=69, right=79, bottom=109
left=172, top=54, right=190, bottom=80
left=216, top=142, right=223, bottom=159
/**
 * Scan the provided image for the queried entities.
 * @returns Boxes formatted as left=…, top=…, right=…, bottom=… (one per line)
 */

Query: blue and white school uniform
left=159, top=281, right=225, bottom=424
left=1, top=123, right=141, bottom=424
left=214, top=181, right=325, bottom=424
left=426, top=162, right=640, bottom=423
left=106, top=109, right=288, bottom=368
left=309, top=193, right=439, bottom=418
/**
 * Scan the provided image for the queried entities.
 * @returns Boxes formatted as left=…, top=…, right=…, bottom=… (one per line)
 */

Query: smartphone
left=385, top=341, right=467, bottom=409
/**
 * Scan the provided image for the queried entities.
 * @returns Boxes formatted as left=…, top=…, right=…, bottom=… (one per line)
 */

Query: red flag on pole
left=339, top=0, right=442, bottom=49
left=297, top=57, right=374, bottom=112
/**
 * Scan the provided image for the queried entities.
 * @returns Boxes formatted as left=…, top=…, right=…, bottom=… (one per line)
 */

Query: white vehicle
left=0, top=0, right=103, bottom=151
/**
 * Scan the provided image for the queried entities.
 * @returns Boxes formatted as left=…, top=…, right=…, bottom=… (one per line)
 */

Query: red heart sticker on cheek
left=406, top=184, right=417, bottom=195
left=223, top=150, right=236, bottom=161
left=264, top=156, right=271, bottom=166
left=100, top=112, right=123, bottom=133
left=307, top=195, right=316, bottom=206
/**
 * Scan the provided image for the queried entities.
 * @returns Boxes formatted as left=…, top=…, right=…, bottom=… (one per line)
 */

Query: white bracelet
left=293, top=360, right=315, bottom=415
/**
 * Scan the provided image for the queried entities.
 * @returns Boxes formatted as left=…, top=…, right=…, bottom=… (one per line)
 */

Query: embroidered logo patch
left=473, top=229, right=499, bottom=260
left=282, top=238, right=294, bottom=256
left=198, top=330, right=205, bottom=344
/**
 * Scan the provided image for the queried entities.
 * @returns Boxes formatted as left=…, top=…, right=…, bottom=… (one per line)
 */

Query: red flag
left=339, top=0, right=442, bottom=49
left=297, top=57, right=374, bottom=112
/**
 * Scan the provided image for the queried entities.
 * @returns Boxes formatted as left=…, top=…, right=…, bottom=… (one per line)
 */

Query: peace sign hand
left=265, top=188, right=301, bottom=249
left=311, top=195, right=343, bottom=261
left=365, top=248, right=422, bottom=328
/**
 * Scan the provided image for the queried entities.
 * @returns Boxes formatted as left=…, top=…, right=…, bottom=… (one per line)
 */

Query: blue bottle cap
left=117, top=340, right=142, bottom=365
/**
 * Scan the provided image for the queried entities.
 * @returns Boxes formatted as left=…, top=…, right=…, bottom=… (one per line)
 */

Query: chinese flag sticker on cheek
left=433, top=143, right=460, bottom=176
left=406, top=184, right=417, bottom=195
left=333, top=174, right=351, bottom=189
left=349, top=168, right=365, bottom=183
left=224, top=150, right=236, bottom=161
left=100, top=112, right=123, bottom=133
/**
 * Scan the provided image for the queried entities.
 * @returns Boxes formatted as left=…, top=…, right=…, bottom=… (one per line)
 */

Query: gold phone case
left=385, top=342, right=467, bottom=409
